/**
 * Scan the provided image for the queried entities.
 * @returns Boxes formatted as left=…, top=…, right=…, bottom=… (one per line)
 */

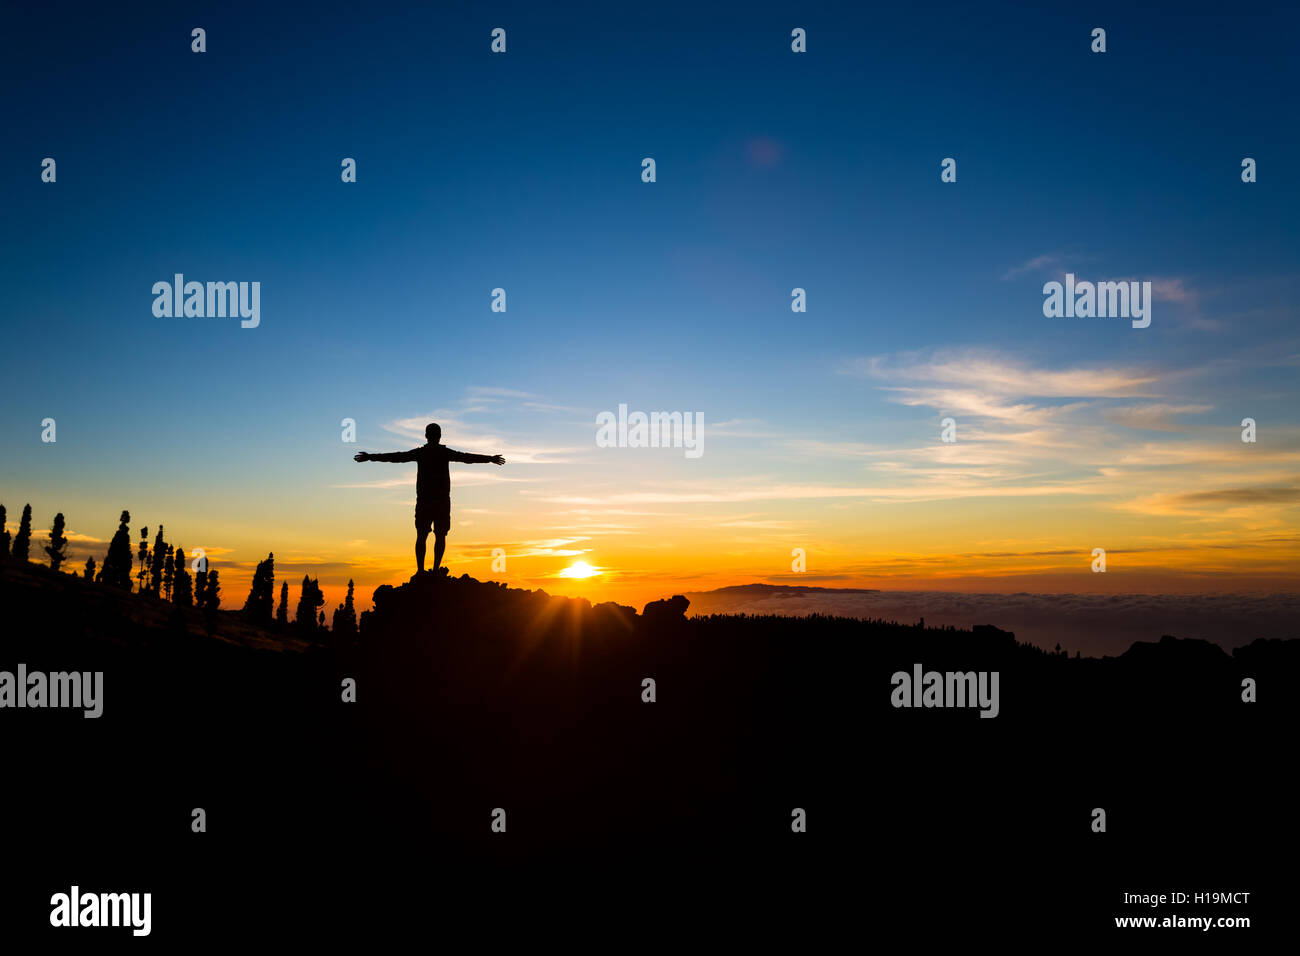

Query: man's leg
left=432, top=498, right=451, bottom=572
left=415, top=530, right=428, bottom=573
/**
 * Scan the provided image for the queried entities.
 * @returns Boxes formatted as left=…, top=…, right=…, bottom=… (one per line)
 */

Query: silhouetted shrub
left=96, top=510, right=133, bottom=589
left=173, top=546, right=193, bottom=606
left=243, top=553, right=276, bottom=624
left=296, top=575, right=325, bottom=634
left=203, top=570, right=221, bottom=617
left=136, top=527, right=150, bottom=592
left=277, top=581, right=289, bottom=627
left=44, top=512, right=69, bottom=572
left=82, top=556, right=95, bottom=580
left=12, top=504, right=33, bottom=563
left=163, top=545, right=175, bottom=600
left=332, top=579, right=358, bottom=640
left=148, top=525, right=167, bottom=595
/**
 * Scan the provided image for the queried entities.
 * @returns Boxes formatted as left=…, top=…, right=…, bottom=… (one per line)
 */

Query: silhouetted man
left=353, top=423, right=505, bottom=574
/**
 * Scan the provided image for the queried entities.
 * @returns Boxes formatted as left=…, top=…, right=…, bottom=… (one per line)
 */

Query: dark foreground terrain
left=2, top=561, right=1295, bottom=944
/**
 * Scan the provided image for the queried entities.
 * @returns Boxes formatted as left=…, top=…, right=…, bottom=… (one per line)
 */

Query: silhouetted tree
left=136, top=527, right=150, bottom=592
left=96, top=510, right=133, bottom=589
left=44, top=512, right=70, bottom=572
left=277, top=581, right=289, bottom=627
left=163, top=545, right=175, bottom=601
left=242, top=553, right=276, bottom=624
left=319, top=610, right=327, bottom=630
left=203, top=570, right=221, bottom=618
left=332, top=579, right=358, bottom=640
left=12, top=504, right=33, bottom=563
left=83, top=556, right=95, bottom=580
left=195, top=566, right=208, bottom=608
left=296, top=575, right=325, bottom=634
left=172, top=546, right=193, bottom=606
left=0, top=504, right=9, bottom=560
left=148, top=525, right=167, bottom=595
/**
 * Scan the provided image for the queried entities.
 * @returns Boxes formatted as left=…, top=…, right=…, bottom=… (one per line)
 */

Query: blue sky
left=2, top=1, right=1298, bottom=609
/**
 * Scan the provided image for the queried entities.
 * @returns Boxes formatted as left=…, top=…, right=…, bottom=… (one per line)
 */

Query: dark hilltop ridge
left=2, top=558, right=1296, bottom=938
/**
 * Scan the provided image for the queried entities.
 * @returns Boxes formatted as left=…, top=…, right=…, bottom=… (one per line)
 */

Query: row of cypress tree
left=1, top=503, right=357, bottom=637
left=242, top=551, right=357, bottom=637
left=0, top=503, right=68, bottom=570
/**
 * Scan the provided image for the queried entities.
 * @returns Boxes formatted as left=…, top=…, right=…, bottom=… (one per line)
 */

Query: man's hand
left=353, top=452, right=371, bottom=462
left=490, top=455, right=505, bottom=465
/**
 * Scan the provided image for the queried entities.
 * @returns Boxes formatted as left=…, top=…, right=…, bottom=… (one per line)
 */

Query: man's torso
left=415, top=445, right=453, bottom=501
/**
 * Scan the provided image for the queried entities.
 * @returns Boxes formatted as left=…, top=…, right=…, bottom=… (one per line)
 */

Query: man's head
left=425, top=422, right=442, bottom=444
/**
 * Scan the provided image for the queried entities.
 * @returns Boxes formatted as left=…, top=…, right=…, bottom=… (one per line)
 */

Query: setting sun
left=558, top=561, right=601, bottom=579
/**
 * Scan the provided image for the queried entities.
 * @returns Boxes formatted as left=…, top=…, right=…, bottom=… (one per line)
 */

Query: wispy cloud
left=334, top=471, right=534, bottom=489
left=379, top=411, right=583, bottom=464
left=1001, top=253, right=1064, bottom=281
left=536, top=479, right=1105, bottom=506
left=846, top=350, right=1160, bottom=398
left=822, top=347, right=1300, bottom=531
left=1102, top=403, right=1214, bottom=431
left=465, top=386, right=541, bottom=401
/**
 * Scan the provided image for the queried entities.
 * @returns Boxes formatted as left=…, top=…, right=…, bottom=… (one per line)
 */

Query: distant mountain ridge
left=682, top=582, right=1300, bottom=657
left=690, top=583, right=882, bottom=596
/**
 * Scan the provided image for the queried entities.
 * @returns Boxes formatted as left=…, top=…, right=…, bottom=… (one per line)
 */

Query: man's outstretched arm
left=354, top=448, right=420, bottom=463
left=447, top=449, right=505, bottom=465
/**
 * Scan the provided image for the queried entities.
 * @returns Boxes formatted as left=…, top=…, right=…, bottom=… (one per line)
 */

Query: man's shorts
left=415, top=498, right=451, bottom=536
